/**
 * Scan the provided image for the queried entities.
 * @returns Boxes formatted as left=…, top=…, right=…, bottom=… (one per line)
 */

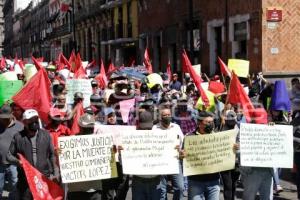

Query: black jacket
left=7, top=128, right=59, bottom=179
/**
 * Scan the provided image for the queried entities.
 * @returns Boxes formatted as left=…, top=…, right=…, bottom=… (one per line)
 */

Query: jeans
left=294, top=152, right=300, bottom=198
left=0, top=164, right=18, bottom=200
left=273, top=168, right=281, bottom=186
left=160, top=173, right=184, bottom=200
left=221, top=169, right=240, bottom=200
left=188, top=179, right=220, bottom=200
left=132, top=176, right=161, bottom=200
left=241, top=167, right=273, bottom=200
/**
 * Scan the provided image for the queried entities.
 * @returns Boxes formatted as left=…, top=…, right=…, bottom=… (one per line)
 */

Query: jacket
left=7, top=128, right=59, bottom=178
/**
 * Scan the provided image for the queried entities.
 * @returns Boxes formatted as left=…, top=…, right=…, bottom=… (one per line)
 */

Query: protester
left=292, top=110, right=300, bottom=199
left=183, top=111, right=221, bottom=200
left=289, top=78, right=300, bottom=119
left=170, top=73, right=182, bottom=91
left=7, top=109, right=59, bottom=200
left=130, top=110, right=162, bottom=200
left=10, top=103, right=24, bottom=122
left=152, top=107, right=185, bottom=200
left=102, top=108, right=129, bottom=200
left=67, top=113, right=102, bottom=200
left=0, top=105, right=23, bottom=200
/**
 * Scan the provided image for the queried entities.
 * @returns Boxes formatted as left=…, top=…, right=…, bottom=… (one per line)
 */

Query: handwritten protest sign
left=66, top=79, right=92, bottom=108
left=58, top=134, right=117, bottom=183
left=228, top=59, right=249, bottom=78
left=240, top=123, right=293, bottom=168
left=183, top=130, right=238, bottom=176
left=94, top=125, right=136, bottom=145
left=0, top=81, right=23, bottom=106
left=121, top=130, right=180, bottom=175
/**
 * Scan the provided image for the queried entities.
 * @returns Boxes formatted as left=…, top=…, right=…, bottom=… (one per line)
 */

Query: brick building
left=139, top=0, right=300, bottom=77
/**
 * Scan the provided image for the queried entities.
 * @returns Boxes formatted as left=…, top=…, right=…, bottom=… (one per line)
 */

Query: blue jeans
left=240, top=167, right=273, bottom=200
left=132, top=176, right=161, bottom=200
left=160, top=166, right=184, bottom=200
left=188, top=179, right=220, bottom=200
left=273, top=168, right=281, bottom=186
left=0, top=164, right=18, bottom=200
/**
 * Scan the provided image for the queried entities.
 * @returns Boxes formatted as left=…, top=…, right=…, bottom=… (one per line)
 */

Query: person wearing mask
left=72, top=92, right=84, bottom=109
left=53, top=93, right=69, bottom=118
left=67, top=113, right=102, bottom=200
left=89, top=94, right=105, bottom=123
left=289, top=78, right=300, bottom=119
left=292, top=111, right=300, bottom=199
left=174, top=99, right=197, bottom=135
left=152, top=107, right=185, bottom=200
left=10, top=103, right=24, bottom=122
left=220, top=110, right=240, bottom=200
left=91, top=79, right=100, bottom=96
left=182, top=111, right=221, bottom=200
left=0, top=105, right=23, bottom=200
left=170, top=73, right=182, bottom=91
left=128, top=110, right=162, bottom=200
left=7, top=109, right=59, bottom=200
left=102, top=108, right=129, bottom=200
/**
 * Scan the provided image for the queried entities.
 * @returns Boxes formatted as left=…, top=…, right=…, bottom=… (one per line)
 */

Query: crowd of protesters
left=0, top=56, right=299, bottom=200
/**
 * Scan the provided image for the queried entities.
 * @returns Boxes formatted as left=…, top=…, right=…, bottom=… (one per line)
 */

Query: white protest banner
left=66, top=79, right=92, bottom=108
left=240, top=123, right=293, bottom=168
left=183, top=130, right=238, bottom=176
left=94, top=125, right=136, bottom=145
left=121, top=130, right=180, bottom=175
left=58, top=134, right=117, bottom=183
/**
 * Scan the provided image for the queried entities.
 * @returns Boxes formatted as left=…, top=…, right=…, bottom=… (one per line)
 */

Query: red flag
left=36, top=57, right=44, bottom=62
left=166, top=60, right=172, bottom=81
left=32, top=56, right=44, bottom=71
left=0, top=57, right=6, bottom=70
left=69, top=50, right=76, bottom=72
left=208, top=81, right=225, bottom=94
left=218, top=57, right=232, bottom=78
left=94, top=59, right=108, bottom=89
left=226, top=72, right=254, bottom=122
left=71, top=102, right=84, bottom=135
left=73, top=53, right=86, bottom=79
left=18, top=154, right=64, bottom=200
left=12, top=62, right=51, bottom=123
left=60, top=3, right=70, bottom=12
left=86, top=59, right=96, bottom=69
left=182, top=50, right=209, bottom=106
left=144, top=48, right=153, bottom=73
left=57, top=53, right=71, bottom=71
left=107, top=60, right=116, bottom=74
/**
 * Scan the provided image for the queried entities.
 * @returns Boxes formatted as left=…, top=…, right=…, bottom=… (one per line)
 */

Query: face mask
left=225, top=120, right=236, bottom=128
left=28, top=121, right=39, bottom=132
left=204, top=123, right=214, bottom=134
left=52, top=120, right=61, bottom=127
left=161, top=117, right=172, bottom=126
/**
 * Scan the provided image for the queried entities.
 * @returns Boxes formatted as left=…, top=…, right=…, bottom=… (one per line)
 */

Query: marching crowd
left=0, top=56, right=300, bottom=200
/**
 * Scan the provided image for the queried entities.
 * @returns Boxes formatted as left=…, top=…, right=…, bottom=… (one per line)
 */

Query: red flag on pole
left=0, top=57, right=6, bottom=70
left=86, top=59, right=96, bottom=69
left=57, top=53, right=71, bottom=71
left=107, top=60, right=116, bottom=74
left=226, top=72, right=254, bottom=122
left=208, top=81, right=225, bottom=94
left=73, top=53, right=87, bottom=79
left=60, top=3, right=70, bottom=12
left=181, top=50, right=209, bottom=106
left=94, top=59, right=108, bottom=89
left=18, top=154, right=64, bottom=200
left=70, top=102, right=84, bottom=135
left=218, top=57, right=232, bottom=78
left=12, top=59, right=51, bottom=123
left=166, top=60, right=172, bottom=82
left=144, top=48, right=153, bottom=73
left=69, top=50, right=76, bottom=72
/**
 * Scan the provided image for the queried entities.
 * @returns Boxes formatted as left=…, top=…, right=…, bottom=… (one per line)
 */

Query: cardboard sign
left=58, top=134, right=117, bottom=183
left=66, top=79, right=93, bottom=108
left=228, top=59, right=249, bottom=78
left=240, top=123, right=293, bottom=168
left=183, top=130, right=238, bottom=176
left=0, top=81, right=23, bottom=106
left=121, top=130, right=180, bottom=175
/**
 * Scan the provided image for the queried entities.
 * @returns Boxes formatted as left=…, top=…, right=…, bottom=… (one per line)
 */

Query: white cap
left=23, top=109, right=39, bottom=120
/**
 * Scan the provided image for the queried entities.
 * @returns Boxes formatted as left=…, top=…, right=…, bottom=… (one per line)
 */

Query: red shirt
left=46, top=124, right=71, bottom=149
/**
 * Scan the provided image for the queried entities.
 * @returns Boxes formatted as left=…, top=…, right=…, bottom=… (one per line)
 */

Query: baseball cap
left=104, top=107, right=115, bottom=116
left=0, top=105, right=12, bottom=119
left=78, top=113, right=95, bottom=128
left=74, top=92, right=84, bottom=99
left=49, top=108, right=64, bottom=119
left=23, top=109, right=39, bottom=120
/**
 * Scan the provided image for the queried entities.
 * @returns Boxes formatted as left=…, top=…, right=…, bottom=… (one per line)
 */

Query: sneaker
left=275, top=185, right=283, bottom=193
